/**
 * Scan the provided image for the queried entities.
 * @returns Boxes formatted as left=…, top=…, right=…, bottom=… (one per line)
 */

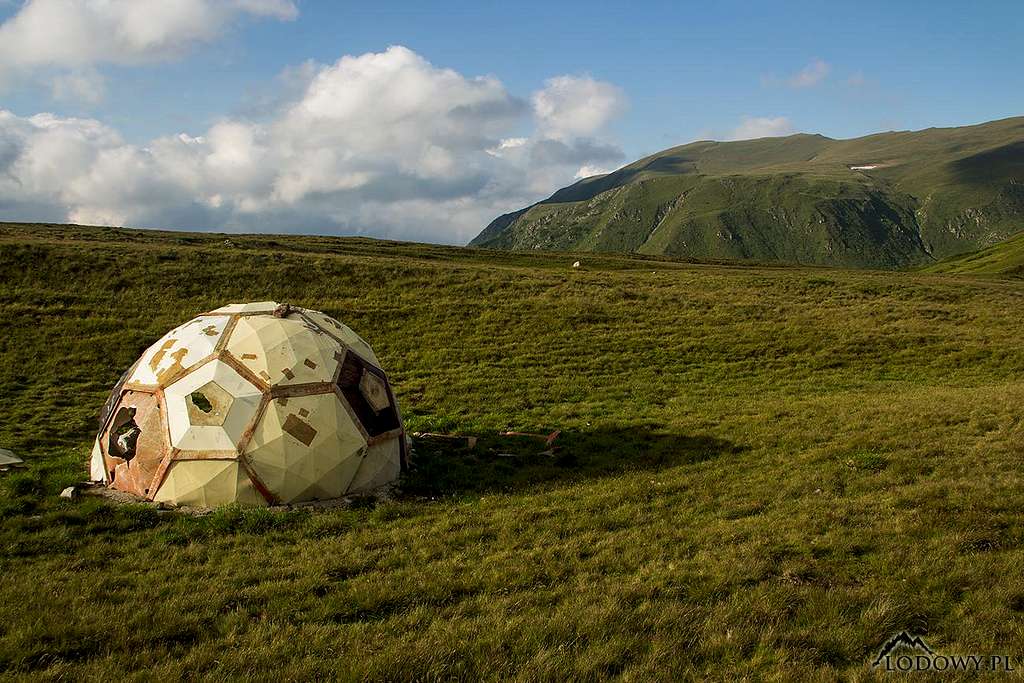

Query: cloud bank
left=532, top=75, right=626, bottom=140
left=729, top=116, right=794, bottom=140
left=0, top=46, right=627, bottom=244
left=0, top=0, right=296, bottom=74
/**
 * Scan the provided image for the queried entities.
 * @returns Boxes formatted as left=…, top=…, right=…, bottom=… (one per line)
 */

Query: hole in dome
left=102, top=391, right=169, bottom=496
left=189, top=392, right=213, bottom=413
left=109, top=407, right=141, bottom=463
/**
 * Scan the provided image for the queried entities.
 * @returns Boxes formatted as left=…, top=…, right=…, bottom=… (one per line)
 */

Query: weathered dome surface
left=91, top=302, right=406, bottom=507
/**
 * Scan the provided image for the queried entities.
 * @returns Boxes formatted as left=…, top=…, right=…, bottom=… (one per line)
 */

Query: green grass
left=2, top=222, right=1024, bottom=679
left=473, top=116, right=1024, bottom=269
left=925, top=230, right=1024, bottom=277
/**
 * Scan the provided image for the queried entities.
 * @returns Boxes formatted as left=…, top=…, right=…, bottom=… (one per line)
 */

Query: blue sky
left=0, top=0, right=1021, bottom=243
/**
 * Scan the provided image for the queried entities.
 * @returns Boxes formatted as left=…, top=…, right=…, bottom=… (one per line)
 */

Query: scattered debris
left=0, top=448, right=24, bottom=470
left=412, top=432, right=479, bottom=449
left=273, top=302, right=293, bottom=318
left=572, top=260, right=582, bottom=269
left=223, top=239, right=236, bottom=247
left=499, top=430, right=561, bottom=447
left=59, top=486, right=77, bottom=500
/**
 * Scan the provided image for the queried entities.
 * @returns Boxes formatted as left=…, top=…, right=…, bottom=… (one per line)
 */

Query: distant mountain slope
left=471, top=117, right=1024, bottom=268
left=924, top=230, right=1024, bottom=276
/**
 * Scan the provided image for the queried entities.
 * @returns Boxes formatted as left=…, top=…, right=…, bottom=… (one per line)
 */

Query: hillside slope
left=472, top=117, right=1024, bottom=268
left=925, top=229, right=1024, bottom=276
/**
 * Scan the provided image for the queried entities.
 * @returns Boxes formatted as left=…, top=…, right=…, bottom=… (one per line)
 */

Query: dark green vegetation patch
left=2, top=222, right=1024, bottom=679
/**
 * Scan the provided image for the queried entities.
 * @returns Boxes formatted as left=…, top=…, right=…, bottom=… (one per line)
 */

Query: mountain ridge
left=471, top=116, right=1024, bottom=269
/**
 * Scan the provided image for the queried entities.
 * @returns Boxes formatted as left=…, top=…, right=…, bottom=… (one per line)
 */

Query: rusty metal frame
left=147, top=448, right=178, bottom=500
left=202, top=309, right=280, bottom=317
left=234, top=392, right=279, bottom=504
left=269, top=382, right=335, bottom=398
left=218, top=349, right=271, bottom=393
left=296, top=309, right=347, bottom=346
left=235, top=392, right=270, bottom=455
left=213, top=314, right=240, bottom=353
left=170, top=450, right=240, bottom=461
left=238, top=455, right=279, bottom=505
left=143, top=387, right=174, bottom=499
left=332, top=384, right=372, bottom=443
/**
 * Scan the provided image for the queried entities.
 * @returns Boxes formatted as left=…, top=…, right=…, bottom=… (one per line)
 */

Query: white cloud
left=0, top=46, right=627, bottom=244
left=486, top=137, right=528, bottom=157
left=233, top=0, right=297, bottom=18
left=50, top=68, right=106, bottom=105
left=0, top=0, right=297, bottom=99
left=532, top=75, right=626, bottom=140
left=575, top=164, right=611, bottom=179
left=787, top=58, right=830, bottom=88
left=729, top=116, right=795, bottom=140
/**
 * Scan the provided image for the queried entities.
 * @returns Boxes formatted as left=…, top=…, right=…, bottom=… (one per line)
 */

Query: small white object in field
left=0, top=448, right=23, bottom=466
left=60, top=486, right=77, bottom=499
left=572, top=260, right=582, bottom=269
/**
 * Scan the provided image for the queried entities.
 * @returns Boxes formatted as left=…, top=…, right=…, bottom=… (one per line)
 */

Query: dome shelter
left=90, top=302, right=407, bottom=507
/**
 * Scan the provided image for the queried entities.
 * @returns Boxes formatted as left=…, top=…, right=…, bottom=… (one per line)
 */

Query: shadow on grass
left=399, top=427, right=743, bottom=497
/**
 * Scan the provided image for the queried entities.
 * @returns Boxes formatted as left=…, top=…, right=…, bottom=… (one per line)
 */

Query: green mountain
left=472, top=117, right=1024, bottom=268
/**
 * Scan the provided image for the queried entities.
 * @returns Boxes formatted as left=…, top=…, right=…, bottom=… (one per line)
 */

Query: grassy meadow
left=1, top=222, right=1024, bottom=680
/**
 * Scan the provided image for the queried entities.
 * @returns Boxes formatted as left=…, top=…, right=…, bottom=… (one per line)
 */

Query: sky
left=0, top=1, right=1021, bottom=244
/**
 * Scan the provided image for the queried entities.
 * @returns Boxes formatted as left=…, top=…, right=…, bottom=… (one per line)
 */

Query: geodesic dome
left=90, top=301, right=407, bottom=507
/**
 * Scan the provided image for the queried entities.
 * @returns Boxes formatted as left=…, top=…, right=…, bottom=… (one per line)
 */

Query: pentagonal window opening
left=336, top=351, right=399, bottom=437
left=185, top=380, right=234, bottom=427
